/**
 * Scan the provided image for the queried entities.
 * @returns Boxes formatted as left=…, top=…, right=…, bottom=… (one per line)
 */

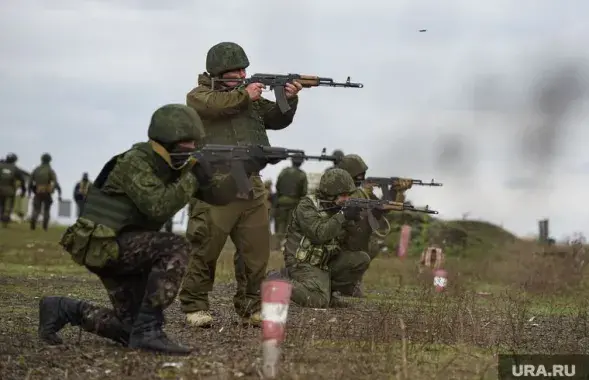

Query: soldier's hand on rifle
left=243, top=157, right=267, bottom=175
left=246, top=83, right=265, bottom=101
left=342, top=206, right=362, bottom=221
left=191, top=159, right=213, bottom=185
left=371, top=208, right=386, bottom=219
left=285, top=82, right=302, bottom=99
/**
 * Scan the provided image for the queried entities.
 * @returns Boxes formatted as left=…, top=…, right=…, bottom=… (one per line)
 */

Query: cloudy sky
left=1, top=0, right=588, bottom=240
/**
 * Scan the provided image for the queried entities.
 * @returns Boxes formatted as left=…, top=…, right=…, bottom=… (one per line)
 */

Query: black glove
left=243, top=157, right=267, bottom=175
left=342, top=206, right=361, bottom=221
left=371, top=208, right=386, bottom=219
left=192, top=159, right=213, bottom=186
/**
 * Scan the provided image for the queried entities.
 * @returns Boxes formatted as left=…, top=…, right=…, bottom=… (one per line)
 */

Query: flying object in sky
left=419, top=29, right=427, bottom=32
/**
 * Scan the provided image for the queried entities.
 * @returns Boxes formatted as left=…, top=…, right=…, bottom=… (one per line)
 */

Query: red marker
left=398, top=225, right=412, bottom=259
left=261, top=279, right=293, bottom=378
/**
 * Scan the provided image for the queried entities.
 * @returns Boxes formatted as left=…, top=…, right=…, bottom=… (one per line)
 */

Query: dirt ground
left=1, top=224, right=589, bottom=379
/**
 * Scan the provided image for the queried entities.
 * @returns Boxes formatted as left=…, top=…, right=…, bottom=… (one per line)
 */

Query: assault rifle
left=340, top=198, right=438, bottom=230
left=211, top=73, right=364, bottom=113
left=364, top=177, right=443, bottom=202
left=170, top=145, right=340, bottom=195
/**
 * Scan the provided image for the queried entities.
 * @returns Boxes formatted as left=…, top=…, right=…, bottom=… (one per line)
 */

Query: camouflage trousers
left=288, top=250, right=371, bottom=308
left=76, top=231, right=190, bottom=340
left=0, top=194, right=15, bottom=225
left=30, top=193, right=53, bottom=230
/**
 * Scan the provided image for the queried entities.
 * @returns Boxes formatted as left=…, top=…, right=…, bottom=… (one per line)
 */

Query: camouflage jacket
left=59, top=142, right=237, bottom=269
left=186, top=73, right=299, bottom=200
left=282, top=195, right=347, bottom=270
left=339, top=186, right=383, bottom=252
left=275, top=166, right=307, bottom=205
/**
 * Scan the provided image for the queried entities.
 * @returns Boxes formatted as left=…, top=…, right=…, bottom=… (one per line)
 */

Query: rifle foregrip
left=296, top=75, right=319, bottom=87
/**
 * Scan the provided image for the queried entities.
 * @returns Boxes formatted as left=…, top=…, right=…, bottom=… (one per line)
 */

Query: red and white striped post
left=433, top=268, right=448, bottom=292
left=397, top=225, right=412, bottom=259
left=261, top=279, right=292, bottom=378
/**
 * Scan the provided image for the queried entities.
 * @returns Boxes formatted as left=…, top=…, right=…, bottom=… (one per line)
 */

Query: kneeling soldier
left=38, top=104, right=240, bottom=355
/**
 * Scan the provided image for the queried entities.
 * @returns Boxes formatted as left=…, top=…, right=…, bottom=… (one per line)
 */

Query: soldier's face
left=176, top=141, right=196, bottom=150
left=221, top=69, right=246, bottom=87
left=334, top=194, right=351, bottom=205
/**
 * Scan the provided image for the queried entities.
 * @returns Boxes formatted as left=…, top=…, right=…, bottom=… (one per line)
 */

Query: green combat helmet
left=41, top=153, right=52, bottom=164
left=317, top=168, right=356, bottom=199
left=332, top=149, right=344, bottom=165
left=5, top=153, right=17, bottom=164
left=148, top=104, right=205, bottom=146
left=337, top=154, right=368, bottom=178
left=206, top=42, right=250, bottom=77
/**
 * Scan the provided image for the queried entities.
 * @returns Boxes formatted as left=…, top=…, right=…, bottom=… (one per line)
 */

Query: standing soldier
left=0, top=153, right=26, bottom=227
left=264, top=179, right=276, bottom=226
left=73, top=172, right=92, bottom=217
left=37, top=104, right=242, bottom=355
left=179, top=41, right=303, bottom=328
left=274, top=154, right=308, bottom=247
left=28, top=153, right=62, bottom=231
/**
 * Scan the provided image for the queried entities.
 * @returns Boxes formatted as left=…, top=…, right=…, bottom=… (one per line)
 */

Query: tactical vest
left=282, top=195, right=340, bottom=271
left=276, top=167, right=305, bottom=199
left=80, top=142, right=178, bottom=233
left=32, top=164, right=55, bottom=193
left=195, top=91, right=270, bottom=148
left=79, top=180, right=90, bottom=196
left=0, top=162, right=17, bottom=195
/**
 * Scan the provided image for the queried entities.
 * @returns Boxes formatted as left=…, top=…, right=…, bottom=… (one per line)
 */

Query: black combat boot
left=128, top=305, right=192, bottom=355
left=329, top=292, right=350, bottom=308
left=30, top=220, right=36, bottom=230
left=38, top=296, right=130, bottom=346
left=42, top=218, right=49, bottom=231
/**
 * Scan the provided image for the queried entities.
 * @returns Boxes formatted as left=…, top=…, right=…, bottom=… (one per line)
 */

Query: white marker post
left=261, top=279, right=292, bottom=378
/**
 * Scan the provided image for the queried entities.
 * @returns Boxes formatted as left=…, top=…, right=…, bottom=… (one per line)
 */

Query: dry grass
left=1, top=223, right=588, bottom=379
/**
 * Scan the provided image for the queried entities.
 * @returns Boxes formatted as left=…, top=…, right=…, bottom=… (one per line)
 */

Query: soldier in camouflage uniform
left=335, top=154, right=394, bottom=297
left=269, top=168, right=371, bottom=308
left=179, top=42, right=303, bottom=328
left=28, top=153, right=62, bottom=231
left=274, top=154, right=308, bottom=247
left=38, top=104, right=242, bottom=355
left=0, top=153, right=26, bottom=227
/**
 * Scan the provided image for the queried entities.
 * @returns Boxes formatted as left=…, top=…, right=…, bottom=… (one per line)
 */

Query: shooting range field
left=1, top=223, right=589, bottom=380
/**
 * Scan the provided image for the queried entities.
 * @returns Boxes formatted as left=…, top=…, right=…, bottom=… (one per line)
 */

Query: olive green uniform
left=38, top=104, right=241, bottom=355
left=0, top=156, right=26, bottom=227
left=282, top=169, right=370, bottom=308
left=274, top=163, right=307, bottom=242
left=28, top=154, right=62, bottom=231
left=179, top=42, right=299, bottom=319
